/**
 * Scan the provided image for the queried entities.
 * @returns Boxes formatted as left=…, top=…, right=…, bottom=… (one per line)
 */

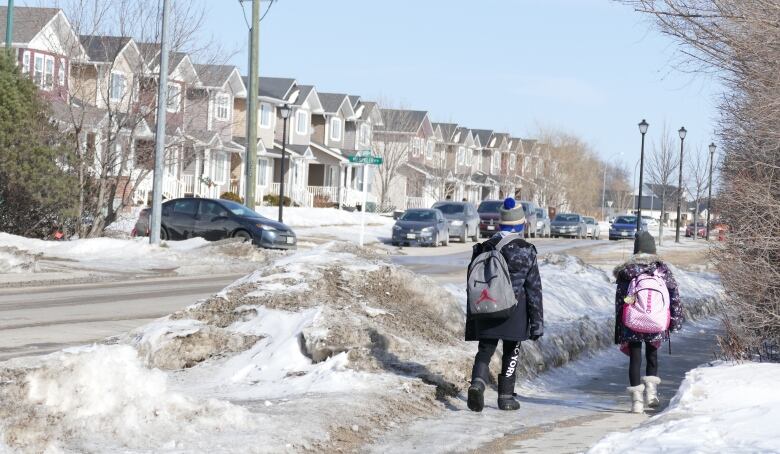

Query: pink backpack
left=623, top=270, right=671, bottom=334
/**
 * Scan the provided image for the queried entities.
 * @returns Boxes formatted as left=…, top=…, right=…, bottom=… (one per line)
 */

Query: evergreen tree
left=0, top=52, right=77, bottom=237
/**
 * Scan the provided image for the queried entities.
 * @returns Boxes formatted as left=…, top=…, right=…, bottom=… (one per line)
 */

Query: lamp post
left=634, top=119, right=649, bottom=253
left=706, top=142, right=716, bottom=240
left=675, top=126, right=687, bottom=243
left=278, top=104, right=291, bottom=223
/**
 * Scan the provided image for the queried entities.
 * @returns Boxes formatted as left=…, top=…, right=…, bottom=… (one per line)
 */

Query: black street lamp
left=634, top=119, right=649, bottom=253
left=278, top=104, right=292, bottom=223
left=675, top=126, right=687, bottom=243
left=706, top=142, right=716, bottom=240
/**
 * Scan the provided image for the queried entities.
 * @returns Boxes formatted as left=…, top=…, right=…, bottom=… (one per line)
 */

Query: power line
left=238, top=0, right=275, bottom=30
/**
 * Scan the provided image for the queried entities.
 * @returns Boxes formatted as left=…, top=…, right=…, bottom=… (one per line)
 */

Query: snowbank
left=588, top=362, right=780, bottom=454
left=0, top=246, right=39, bottom=273
left=105, top=206, right=144, bottom=234
left=0, top=232, right=278, bottom=275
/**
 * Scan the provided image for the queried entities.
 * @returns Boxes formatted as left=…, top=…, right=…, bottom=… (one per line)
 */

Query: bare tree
left=686, top=144, right=709, bottom=240
left=646, top=122, right=680, bottom=244
left=372, top=103, right=421, bottom=210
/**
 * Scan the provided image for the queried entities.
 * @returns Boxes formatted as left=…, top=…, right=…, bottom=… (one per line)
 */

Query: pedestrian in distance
left=465, top=197, right=544, bottom=412
left=614, top=231, right=683, bottom=413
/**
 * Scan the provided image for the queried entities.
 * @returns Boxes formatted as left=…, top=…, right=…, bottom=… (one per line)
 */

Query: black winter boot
left=497, top=376, right=520, bottom=411
left=467, top=361, right=489, bottom=412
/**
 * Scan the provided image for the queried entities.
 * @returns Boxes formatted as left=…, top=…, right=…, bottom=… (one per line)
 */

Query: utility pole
left=5, top=0, right=13, bottom=51
left=244, top=0, right=260, bottom=209
left=150, top=0, right=171, bottom=245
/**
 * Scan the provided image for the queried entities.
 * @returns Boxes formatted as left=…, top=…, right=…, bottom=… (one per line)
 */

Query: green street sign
left=348, top=155, right=383, bottom=165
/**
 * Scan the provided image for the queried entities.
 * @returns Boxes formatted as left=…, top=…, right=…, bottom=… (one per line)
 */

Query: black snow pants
left=471, top=339, right=521, bottom=382
left=628, top=341, right=658, bottom=386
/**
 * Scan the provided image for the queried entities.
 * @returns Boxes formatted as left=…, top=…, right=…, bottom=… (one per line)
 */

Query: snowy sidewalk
left=370, top=321, right=722, bottom=454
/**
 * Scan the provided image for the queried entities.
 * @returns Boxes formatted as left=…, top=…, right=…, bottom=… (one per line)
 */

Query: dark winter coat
left=613, top=254, right=683, bottom=344
left=465, top=233, right=544, bottom=342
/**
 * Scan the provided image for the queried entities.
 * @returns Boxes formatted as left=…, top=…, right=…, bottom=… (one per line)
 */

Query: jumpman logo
left=476, top=288, right=497, bottom=305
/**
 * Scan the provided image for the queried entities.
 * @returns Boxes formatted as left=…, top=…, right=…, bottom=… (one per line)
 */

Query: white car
left=583, top=216, right=601, bottom=239
left=642, top=216, right=660, bottom=232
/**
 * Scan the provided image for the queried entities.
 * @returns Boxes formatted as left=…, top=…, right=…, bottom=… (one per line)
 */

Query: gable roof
left=433, top=122, right=458, bottom=143
left=318, top=92, right=350, bottom=115
left=471, top=129, right=493, bottom=146
left=137, top=42, right=188, bottom=75
left=378, top=109, right=428, bottom=134
left=250, top=76, right=297, bottom=101
left=0, top=7, right=60, bottom=44
left=521, top=139, right=537, bottom=154
left=348, top=95, right=360, bottom=109
left=291, top=84, right=314, bottom=106
left=194, top=64, right=236, bottom=87
left=79, top=35, right=133, bottom=63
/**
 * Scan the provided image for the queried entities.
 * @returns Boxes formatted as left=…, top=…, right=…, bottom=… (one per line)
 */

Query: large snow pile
left=0, top=232, right=278, bottom=275
left=588, top=362, right=780, bottom=453
left=104, top=206, right=144, bottom=235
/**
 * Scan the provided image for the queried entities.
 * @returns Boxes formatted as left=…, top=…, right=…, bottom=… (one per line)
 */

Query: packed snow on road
left=0, top=238, right=730, bottom=453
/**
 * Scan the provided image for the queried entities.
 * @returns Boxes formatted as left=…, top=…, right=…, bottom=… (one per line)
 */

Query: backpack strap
left=494, top=233, right=521, bottom=252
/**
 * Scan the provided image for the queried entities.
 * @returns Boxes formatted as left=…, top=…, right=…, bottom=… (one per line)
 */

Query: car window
left=535, top=208, right=545, bottom=218
left=478, top=201, right=502, bottom=213
left=433, top=203, right=465, bottom=214
left=198, top=201, right=227, bottom=217
left=584, top=218, right=596, bottom=224
left=554, top=214, right=580, bottom=222
left=173, top=199, right=198, bottom=216
left=401, top=210, right=436, bottom=222
left=219, top=200, right=265, bottom=218
left=162, top=203, right=173, bottom=216
left=614, top=216, right=636, bottom=224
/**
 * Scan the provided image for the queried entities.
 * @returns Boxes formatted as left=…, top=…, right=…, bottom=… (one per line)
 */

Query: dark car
left=132, top=198, right=297, bottom=249
left=391, top=208, right=449, bottom=247
left=518, top=200, right=539, bottom=238
left=431, top=201, right=480, bottom=243
left=535, top=208, right=551, bottom=238
left=551, top=213, right=588, bottom=239
left=685, top=222, right=707, bottom=238
left=608, top=215, right=647, bottom=241
left=477, top=200, right=503, bottom=237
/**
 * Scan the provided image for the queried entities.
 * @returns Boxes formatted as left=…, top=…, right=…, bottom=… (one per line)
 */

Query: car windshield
left=478, top=201, right=502, bottom=213
left=433, top=203, right=464, bottom=214
left=401, top=210, right=436, bottom=222
left=584, top=218, right=595, bottom=224
left=614, top=216, right=636, bottom=224
left=220, top=200, right=263, bottom=218
left=554, top=214, right=579, bottom=222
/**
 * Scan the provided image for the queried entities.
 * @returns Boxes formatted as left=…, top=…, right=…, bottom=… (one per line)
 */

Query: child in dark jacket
left=614, top=232, right=683, bottom=413
left=465, top=198, right=544, bottom=412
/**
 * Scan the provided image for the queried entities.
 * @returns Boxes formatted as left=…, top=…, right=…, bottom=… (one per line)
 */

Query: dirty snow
left=589, top=362, right=780, bottom=454
left=0, top=246, right=39, bottom=273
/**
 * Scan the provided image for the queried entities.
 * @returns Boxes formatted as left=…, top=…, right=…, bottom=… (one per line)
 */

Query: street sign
left=348, top=155, right=383, bottom=165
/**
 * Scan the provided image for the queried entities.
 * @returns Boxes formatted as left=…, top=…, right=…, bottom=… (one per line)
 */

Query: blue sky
left=20, top=0, right=720, bottom=172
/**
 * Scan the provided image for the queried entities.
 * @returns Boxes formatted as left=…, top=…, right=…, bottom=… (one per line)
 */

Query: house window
left=360, top=123, right=370, bottom=146
left=215, top=93, right=231, bottom=121
left=426, top=141, right=433, bottom=160
left=44, top=56, right=54, bottom=90
left=212, top=151, right=229, bottom=183
left=466, top=148, right=472, bottom=165
left=457, top=147, right=465, bottom=165
left=110, top=73, right=126, bottom=101
left=22, top=51, right=30, bottom=74
left=58, top=58, right=66, bottom=86
left=330, top=117, right=342, bottom=141
left=509, top=154, right=516, bottom=170
left=295, top=110, right=308, bottom=135
left=259, top=103, right=272, bottom=128
left=257, top=158, right=269, bottom=186
left=167, top=83, right=181, bottom=112
left=33, top=55, right=43, bottom=86
left=491, top=151, right=499, bottom=173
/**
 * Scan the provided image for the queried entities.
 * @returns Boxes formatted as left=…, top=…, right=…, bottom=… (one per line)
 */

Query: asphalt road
left=0, top=273, right=241, bottom=361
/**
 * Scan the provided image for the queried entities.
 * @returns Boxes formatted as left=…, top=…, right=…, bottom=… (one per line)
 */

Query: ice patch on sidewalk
left=588, top=362, right=780, bottom=454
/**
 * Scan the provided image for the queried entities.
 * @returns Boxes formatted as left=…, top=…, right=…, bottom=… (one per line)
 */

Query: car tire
left=460, top=231, right=467, bottom=243
left=160, top=227, right=169, bottom=241
left=432, top=233, right=439, bottom=248
left=234, top=230, right=252, bottom=242
left=471, top=228, right=479, bottom=242
left=443, top=234, right=449, bottom=246
left=391, top=241, right=399, bottom=246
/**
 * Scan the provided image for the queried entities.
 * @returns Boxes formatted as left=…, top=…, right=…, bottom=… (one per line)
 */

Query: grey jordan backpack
left=467, top=234, right=519, bottom=320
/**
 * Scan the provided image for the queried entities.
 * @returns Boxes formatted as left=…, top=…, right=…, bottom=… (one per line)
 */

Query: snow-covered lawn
left=255, top=206, right=393, bottom=228
left=0, top=240, right=726, bottom=452
left=589, top=362, right=780, bottom=453
left=0, top=232, right=277, bottom=275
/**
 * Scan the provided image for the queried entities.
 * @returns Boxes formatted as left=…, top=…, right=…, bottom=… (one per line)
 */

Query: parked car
left=431, top=201, right=480, bottom=243
left=642, top=215, right=660, bottom=232
left=519, top=200, right=539, bottom=238
left=132, top=198, right=297, bottom=249
left=583, top=216, right=601, bottom=239
left=608, top=215, right=647, bottom=241
left=550, top=213, right=588, bottom=239
left=535, top=208, right=551, bottom=238
left=685, top=222, right=708, bottom=238
left=391, top=208, right=449, bottom=247
left=477, top=200, right=503, bottom=237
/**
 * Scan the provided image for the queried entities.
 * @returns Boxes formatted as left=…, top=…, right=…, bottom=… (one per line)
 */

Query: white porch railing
left=182, top=174, right=195, bottom=194
left=308, top=186, right=340, bottom=205
left=406, top=196, right=428, bottom=209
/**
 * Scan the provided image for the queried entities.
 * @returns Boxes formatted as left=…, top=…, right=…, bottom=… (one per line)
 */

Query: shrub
left=263, top=194, right=292, bottom=207
left=313, top=194, right=335, bottom=208
left=220, top=192, right=244, bottom=203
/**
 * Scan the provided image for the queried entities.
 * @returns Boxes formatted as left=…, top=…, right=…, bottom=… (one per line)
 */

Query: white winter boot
left=642, top=376, right=661, bottom=408
left=627, top=384, right=645, bottom=413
